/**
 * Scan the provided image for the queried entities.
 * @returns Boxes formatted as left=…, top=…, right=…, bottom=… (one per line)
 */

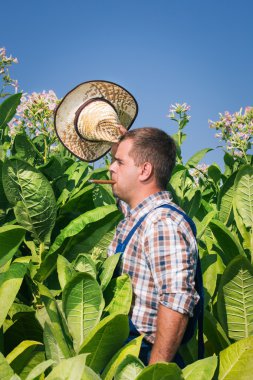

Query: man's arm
left=149, top=304, right=188, bottom=364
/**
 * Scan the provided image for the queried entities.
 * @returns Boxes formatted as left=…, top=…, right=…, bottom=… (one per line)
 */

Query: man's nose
left=110, top=161, right=116, bottom=172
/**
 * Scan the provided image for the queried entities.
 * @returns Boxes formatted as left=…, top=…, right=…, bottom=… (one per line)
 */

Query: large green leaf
left=49, top=205, right=118, bottom=256
left=186, top=148, right=213, bottom=167
left=203, top=310, right=230, bottom=356
left=36, top=205, right=120, bottom=281
left=135, top=363, right=183, bottom=380
left=38, top=284, right=74, bottom=358
left=4, top=310, right=43, bottom=355
left=101, top=336, right=143, bottom=380
left=2, top=159, right=57, bottom=244
left=234, top=165, right=253, bottom=229
left=81, top=367, right=102, bottom=380
left=209, top=219, right=245, bottom=264
left=15, top=351, right=45, bottom=380
left=0, top=93, right=22, bottom=129
left=94, top=229, right=116, bottom=253
left=202, top=254, right=218, bottom=303
left=44, top=354, right=88, bottom=380
left=56, top=161, right=89, bottom=206
left=99, top=253, right=121, bottom=291
left=58, top=185, right=94, bottom=226
left=233, top=206, right=252, bottom=252
left=217, top=172, right=237, bottom=225
left=114, top=354, right=144, bottom=380
left=12, top=134, right=44, bottom=166
left=43, top=322, right=65, bottom=365
left=74, top=254, right=97, bottom=278
left=79, top=313, right=129, bottom=373
left=6, top=340, right=43, bottom=376
left=62, top=273, right=104, bottom=352
left=208, top=165, right=221, bottom=184
left=57, top=255, right=75, bottom=290
left=217, top=256, right=253, bottom=340
left=25, top=359, right=55, bottom=380
left=182, top=356, right=217, bottom=380
left=218, top=336, right=253, bottom=380
left=169, top=166, right=187, bottom=200
left=39, top=155, right=65, bottom=182
left=186, top=190, right=202, bottom=219
left=103, top=274, right=132, bottom=317
left=195, top=210, right=216, bottom=240
left=0, top=160, right=10, bottom=223
left=0, top=262, right=28, bottom=327
left=92, top=184, right=115, bottom=207
left=0, top=352, right=15, bottom=380
left=0, top=225, right=26, bottom=267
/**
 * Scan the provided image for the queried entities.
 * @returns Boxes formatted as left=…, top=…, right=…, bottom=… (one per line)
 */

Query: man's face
left=109, top=138, right=140, bottom=205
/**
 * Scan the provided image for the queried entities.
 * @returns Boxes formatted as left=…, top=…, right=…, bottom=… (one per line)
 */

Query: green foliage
left=0, top=352, right=15, bottom=379
left=101, top=336, right=143, bottom=380
left=62, top=273, right=104, bottom=351
left=186, top=148, right=213, bottom=168
left=209, top=219, right=245, bottom=264
left=0, top=225, right=26, bottom=267
left=135, top=362, right=183, bottom=380
left=114, top=355, right=144, bottom=380
left=0, top=262, right=28, bottom=328
left=182, top=356, right=217, bottom=380
left=103, top=274, right=132, bottom=317
left=44, top=354, right=89, bottom=380
left=38, top=283, right=75, bottom=359
left=6, top=340, right=43, bottom=378
left=217, top=256, right=253, bottom=340
left=25, top=359, right=55, bottom=380
left=12, top=134, right=44, bottom=166
left=0, top=93, right=22, bottom=130
left=79, top=314, right=129, bottom=373
left=234, top=165, right=253, bottom=229
left=218, top=336, right=253, bottom=380
left=2, top=158, right=57, bottom=247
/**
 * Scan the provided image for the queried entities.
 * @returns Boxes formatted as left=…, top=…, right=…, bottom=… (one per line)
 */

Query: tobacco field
left=0, top=48, right=253, bottom=380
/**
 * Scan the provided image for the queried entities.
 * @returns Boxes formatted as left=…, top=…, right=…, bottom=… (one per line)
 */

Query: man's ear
left=139, top=162, right=153, bottom=182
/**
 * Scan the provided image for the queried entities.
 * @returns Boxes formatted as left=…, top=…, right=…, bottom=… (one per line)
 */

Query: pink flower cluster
left=8, top=90, right=60, bottom=142
left=209, top=107, right=253, bottom=159
left=168, top=103, right=191, bottom=119
left=0, top=47, right=19, bottom=96
left=0, top=47, right=18, bottom=64
left=189, top=163, right=210, bottom=186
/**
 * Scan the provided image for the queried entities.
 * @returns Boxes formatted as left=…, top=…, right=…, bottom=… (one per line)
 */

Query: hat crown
left=54, top=80, right=138, bottom=162
left=76, top=99, right=121, bottom=143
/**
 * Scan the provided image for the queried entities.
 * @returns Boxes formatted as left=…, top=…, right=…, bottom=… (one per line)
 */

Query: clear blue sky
left=2, top=0, right=253, bottom=167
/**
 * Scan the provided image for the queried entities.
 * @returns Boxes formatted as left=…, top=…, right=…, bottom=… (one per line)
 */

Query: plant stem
left=43, top=135, right=48, bottom=163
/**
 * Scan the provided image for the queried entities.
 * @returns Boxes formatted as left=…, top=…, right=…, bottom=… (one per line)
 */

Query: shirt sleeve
left=143, top=217, right=199, bottom=316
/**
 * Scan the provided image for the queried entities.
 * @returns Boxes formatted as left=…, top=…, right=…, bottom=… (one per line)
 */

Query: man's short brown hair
left=120, top=127, right=176, bottom=189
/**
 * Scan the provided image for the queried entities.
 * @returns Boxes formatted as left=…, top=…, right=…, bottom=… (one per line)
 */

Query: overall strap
left=115, top=211, right=150, bottom=253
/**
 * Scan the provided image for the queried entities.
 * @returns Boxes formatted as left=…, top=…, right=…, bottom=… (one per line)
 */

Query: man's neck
left=129, top=187, right=163, bottom=209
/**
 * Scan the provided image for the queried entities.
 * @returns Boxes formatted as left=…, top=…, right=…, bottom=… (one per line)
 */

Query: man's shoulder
left=142, top=202, right=194, bottom=236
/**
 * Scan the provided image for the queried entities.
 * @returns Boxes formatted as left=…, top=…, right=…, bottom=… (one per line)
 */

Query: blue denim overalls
left=114, top=204, right=204, bottom=366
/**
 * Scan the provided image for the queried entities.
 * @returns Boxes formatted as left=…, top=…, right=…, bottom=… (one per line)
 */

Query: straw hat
left=54, top=80, right=138, bottom=162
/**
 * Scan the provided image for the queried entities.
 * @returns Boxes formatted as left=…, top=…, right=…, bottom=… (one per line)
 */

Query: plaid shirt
left=108, top=191, right=199, bottom=344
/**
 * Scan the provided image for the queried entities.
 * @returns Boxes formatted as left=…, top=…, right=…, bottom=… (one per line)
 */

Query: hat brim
left=54, top=80, right=138, bottom=162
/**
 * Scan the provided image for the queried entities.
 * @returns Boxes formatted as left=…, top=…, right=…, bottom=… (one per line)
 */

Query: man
left=107, top=127, right=199, bottom=365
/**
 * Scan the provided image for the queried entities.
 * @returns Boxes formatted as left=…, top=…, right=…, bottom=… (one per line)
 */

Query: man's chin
left=112, top=186, right=123, bottom=200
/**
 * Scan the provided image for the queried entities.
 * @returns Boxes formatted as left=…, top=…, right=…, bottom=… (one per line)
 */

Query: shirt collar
left=127, top=191, right=173, bottom=220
